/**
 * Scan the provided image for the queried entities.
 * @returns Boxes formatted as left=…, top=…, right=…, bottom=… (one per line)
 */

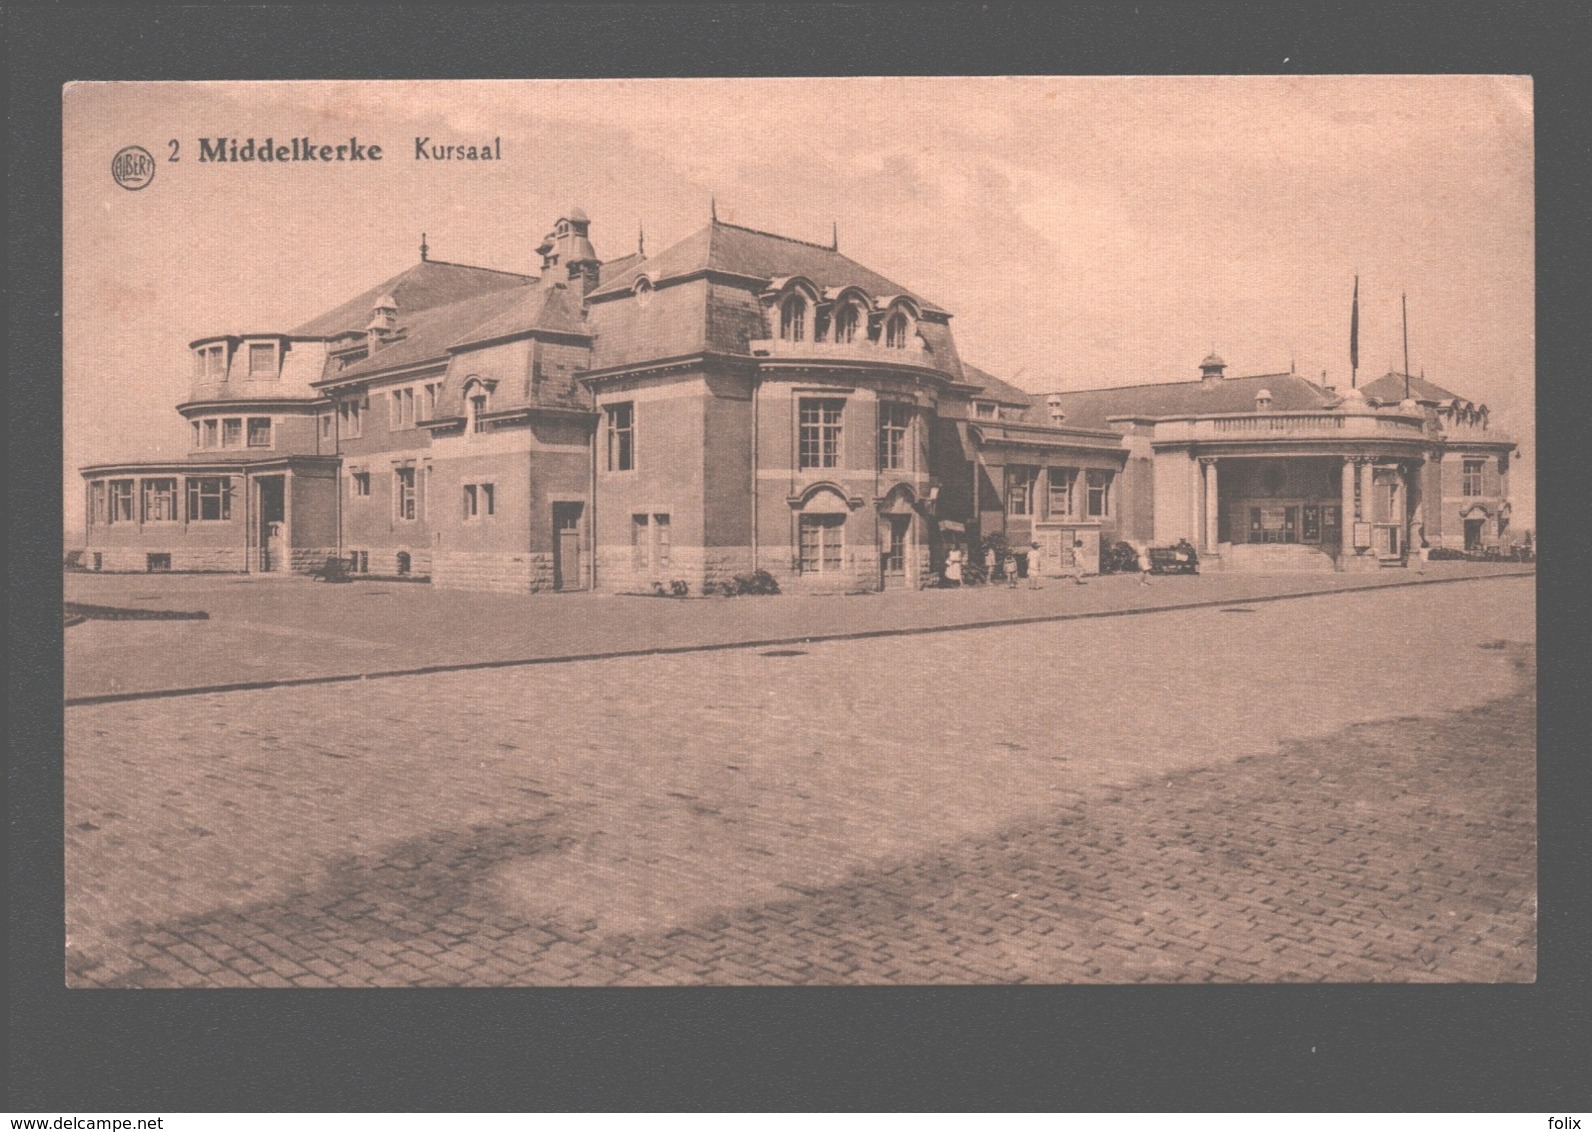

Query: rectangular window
left=799, top=398, right=845, bottom=470
left=142, top=478, right=178, bottom=523
left=653, top=513, right=670, bottom=568
left=186, top=477, right=232, bottom=522
left=350, top=471, right=370, bottom=498
left=1086, top=469, right=1113, bottom=518
left=202, top=419, right=218, bottom=448
left=221, top=418, right=243, bottom=448
left=975, top=402, right=997, bottom=420
left=389, top=387, right=415, bottom=430
left=248, top=342, right=276, bottom=376
left=393, top=467, right=417, bottom=521
left=1006, top=466, right=1038, bottom=517
left=88, top=481, right=106, bottom=525
left=197, top=344, right=227, bottom=379
left=878, top=402, right=909, bottom=471
left=190, top=421, right=201, bottom=448
left=108, top=479, right=134, bottom=524
left=463, top=482, right=495, bottom=520
left=798, top=514, right=846, bottom=573
left=606, top=402, right=635, bottom=471
left=423, top=382, right=441, bottom=420
left=1462, top=459, right=1484, bottom=496
left=319, top=413, right=334, bottom=441
left=339, top=398, right=363, bottom=439
left=247, top=417, right=273, bottom=447
left=1047, top=467, right=1076, bottom=519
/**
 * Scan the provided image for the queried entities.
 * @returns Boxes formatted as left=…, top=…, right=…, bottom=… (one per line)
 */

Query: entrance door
left=553, top=502, right=584, bottom=591
left=258, top=476, right=286, bottom=571
left=882, top=515, right=910, bottom=587
left=1464, top=518, right=1484, bottom=552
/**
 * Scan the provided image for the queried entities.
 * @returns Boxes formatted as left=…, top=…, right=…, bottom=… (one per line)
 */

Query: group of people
left=941, top=536, right=1198, bottom=588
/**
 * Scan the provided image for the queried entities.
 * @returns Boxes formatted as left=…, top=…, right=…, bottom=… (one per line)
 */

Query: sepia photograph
left=61, top=75, right=1536, bottom=990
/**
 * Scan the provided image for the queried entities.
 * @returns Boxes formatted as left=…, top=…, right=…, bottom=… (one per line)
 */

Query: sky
left=63, top=76, right=1535, bottom=531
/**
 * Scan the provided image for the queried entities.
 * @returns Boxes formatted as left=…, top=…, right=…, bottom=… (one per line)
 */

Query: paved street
left=65, top=575, right=1535, bottom=986
left=65, top=561, right=1529, bottom=702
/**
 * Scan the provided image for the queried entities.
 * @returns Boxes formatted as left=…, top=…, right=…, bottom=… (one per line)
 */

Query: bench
left=1148, top=547, right=1199, bottom=575
left=312, top=555, right=354, bottom=583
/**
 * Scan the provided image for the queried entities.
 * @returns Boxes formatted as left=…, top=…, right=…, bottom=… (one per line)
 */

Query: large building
left=78, top=209, right=1516, bottom=590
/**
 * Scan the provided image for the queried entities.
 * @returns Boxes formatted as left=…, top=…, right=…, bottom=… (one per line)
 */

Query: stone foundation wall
left=593, top=545, right=755, bottom=594
left=287, top=547, right=340, bottom=575
left=87, top=546, right=247, bottom=573
left=431, top=551, right=550, bottom=594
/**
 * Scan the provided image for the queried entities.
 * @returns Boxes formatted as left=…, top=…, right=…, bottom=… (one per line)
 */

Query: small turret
left=367, top=293, right=398, bottom=349
left=537, top=207, right=601, bottom=296
left=1199, top=351, right=1227, bottom=383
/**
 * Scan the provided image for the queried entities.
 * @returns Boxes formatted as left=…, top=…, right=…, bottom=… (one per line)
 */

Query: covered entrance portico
left=1152, top=407, right=1430, bottom=572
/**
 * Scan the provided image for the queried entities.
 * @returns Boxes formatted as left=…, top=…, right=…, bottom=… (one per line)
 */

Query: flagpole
left=1402, top=292, right=1411, bottom=400
left=1350, top=274, right=1360, bottom=388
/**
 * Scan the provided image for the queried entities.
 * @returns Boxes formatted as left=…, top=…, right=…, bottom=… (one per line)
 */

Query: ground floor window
left=1086, top=469, right=1113, bottom=518
left=88, top=481, right=106, bottom=525
left=350, top=471, right=370, bottom=498
left=632, top=513, right=671, bottom=571
left=187, top=476, right=232, bottom=522
left=146, top=553, right=171, bottom=573
left=108, top=479, right=135, bottom=524
left=247, top=416, right=273, bottom=448
left=463, top=482, right=495, bottom=519
left=393, top=467, right=417, bottom=521
left=799, top=514, right=845, bottom=573
left=1047, top=467, right=1076, bottom=519
left=142, top=477, right=179, bottom=522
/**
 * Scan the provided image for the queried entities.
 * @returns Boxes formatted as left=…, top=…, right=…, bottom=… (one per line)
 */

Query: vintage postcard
left=63, top=77, right=1535, bottom=988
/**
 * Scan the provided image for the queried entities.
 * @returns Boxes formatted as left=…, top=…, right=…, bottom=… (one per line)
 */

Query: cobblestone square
left=65, top=575, right=1535, bottom=986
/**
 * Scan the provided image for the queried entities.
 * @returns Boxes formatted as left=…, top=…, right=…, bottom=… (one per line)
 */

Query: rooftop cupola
left=367, top=293, right=398, bottom=349
left=537, top=207, right=601, bottom=295
left=1199, top=351, right=1227, bottom=383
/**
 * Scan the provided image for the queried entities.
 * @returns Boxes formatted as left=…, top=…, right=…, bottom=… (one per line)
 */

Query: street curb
left=65, top=569, right=1534, bottom=708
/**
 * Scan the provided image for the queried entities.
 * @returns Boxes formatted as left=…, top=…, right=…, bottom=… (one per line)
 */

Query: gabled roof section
left=599, top=251, right=645, bottom=284
left=290, top=258, right=536, bottom=338
left=1036, top=373, right=1336, bottom=431
left=962, top=363, right=1039, bottom=407
left=589, top=219, right=946, bottom=313
left=328, top=285, right=535, bottom=380
left=451, top=282, right=589, bottom=348
left=1360, top=371, right=1471, bottom=405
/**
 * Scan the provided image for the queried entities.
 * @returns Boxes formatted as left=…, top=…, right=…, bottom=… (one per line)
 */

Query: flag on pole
left=1350, top=275, right=1360, bottom=384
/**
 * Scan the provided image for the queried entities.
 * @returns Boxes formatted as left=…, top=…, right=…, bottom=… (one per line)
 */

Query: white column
left=1189, top=455, right=1202, bottom=543
left=1340, top=458, right=1356, bottom=553
left=1202, top=458, right=1219, bottom=552
left=1359, top=459, right=1375, bottom=527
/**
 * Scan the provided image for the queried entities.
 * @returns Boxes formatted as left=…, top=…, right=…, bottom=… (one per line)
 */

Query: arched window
left=885, top=311, right=910, bottom=349
left=779, top=294, right=807, bottom=341
left=833, top=303, right=860, bottom=344
left=464, top=379, right=491, bottom=435
left=632, top=276, right=652, bottom=307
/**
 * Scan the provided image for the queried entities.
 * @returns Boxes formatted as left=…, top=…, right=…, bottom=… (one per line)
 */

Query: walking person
left=1135, top=541, right=1153, bottom=586
left=1063, top=537, right=1088, bottom=585
left=1004, top=549, right=1019, bottom=588
left=1026, top=541, right=1044, bottom=589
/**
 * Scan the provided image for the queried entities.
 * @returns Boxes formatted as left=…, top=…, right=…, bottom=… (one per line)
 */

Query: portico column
left=1189, top=455, right=1202, bottom=544
left=1359, top=458, right=1375, bottom=529
left=1340, top=458, right=1356, bottom=552
left=1201, top=458, right=1219, bottom=552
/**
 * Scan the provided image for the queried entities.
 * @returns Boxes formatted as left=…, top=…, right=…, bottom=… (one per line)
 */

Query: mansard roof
left=289, top=258, right=536, bottom=338
left=1032, top=372, right=1337, bottom=430
left=589, top=218, right=946, bottom=313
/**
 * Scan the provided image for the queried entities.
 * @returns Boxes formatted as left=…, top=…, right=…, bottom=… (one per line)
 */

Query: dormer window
left=633, top=276, right=653, bottom=307
left=464, top=377, right=493, bottom=435
left=1255, top=389, right=1273, bottom=411
left=975, top=402, right=997, bottom=420
left=194, top=343, right=227, bottom=380
left=779, top=294, right=807, bottom=342
left=832, top=302, right=861, bottom=344
left=885, top=312, right=910, bottom=349
left=248, top=341, right=278, bottom=378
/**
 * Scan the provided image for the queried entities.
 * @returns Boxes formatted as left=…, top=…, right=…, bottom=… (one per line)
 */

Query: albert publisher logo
left=111, top=145, right=156, bottom=191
